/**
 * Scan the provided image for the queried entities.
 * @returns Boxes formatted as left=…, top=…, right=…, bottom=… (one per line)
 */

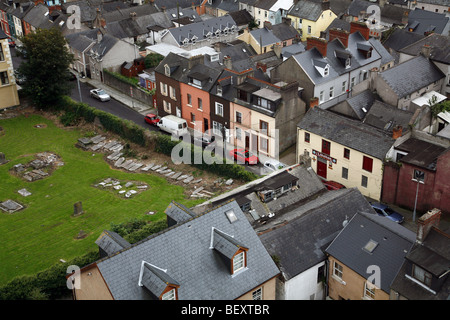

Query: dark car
left=229, top=148, right=259, bottom=165
left=370, top=202, right=404, bottom=224
left=323, top=180, right=346, bottom=190
left=144, top=113, right=160, bottom=126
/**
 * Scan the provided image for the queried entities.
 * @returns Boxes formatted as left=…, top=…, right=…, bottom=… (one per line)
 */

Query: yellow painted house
left=287, top=0, right=336, bottom=41
left=296, top=107, right=396, bottom=201
left=0, top=30, right=20, bottom=110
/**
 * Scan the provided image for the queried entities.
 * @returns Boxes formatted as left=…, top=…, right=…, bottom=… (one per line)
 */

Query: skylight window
left=364, top=240, right=378, bottom=253
left=225, top=210, right=238, bottom=223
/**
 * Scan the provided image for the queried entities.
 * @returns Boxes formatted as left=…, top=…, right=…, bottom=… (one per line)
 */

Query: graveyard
left=0, top=114, right=213, bottom=285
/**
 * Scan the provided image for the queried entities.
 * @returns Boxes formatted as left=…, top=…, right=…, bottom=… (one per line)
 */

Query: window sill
left=331, top=275, right=346, bottom=285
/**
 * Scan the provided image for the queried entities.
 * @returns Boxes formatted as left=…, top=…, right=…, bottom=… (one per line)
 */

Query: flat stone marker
left=91, top=142, right=105, bottom=151
left=191, top=179, right=202, bottom=184
left=156, top=166, right=167, bottom=172
left=115, top=157, right=125, bottom=167
left=160, top=169, right=172, bottom=174
left=103, top=141, right=118, bottom=149
left=0, top=199, right=23, bottom=213
left=110, top=144, right=123, bottom=152
left=183, top=176, right=194, bottom=184
left=91, top=135, right=105, bottom=144
left=177, top=174, right=189, bottom=181
left=18, top=188, right=32, bottom=197
left=107, top=151, right=121, bottom=160
left=125, top=182, right=133, bottom=188
left=141, top=163, right=154, bottom=171
left=192, top=187, right=204, bottom=195
left=225, top=179, right=233, bottom=185
left=151, top=165, right=161, bottom=171
left=171, top=172, right=182, bottom=179
left=122, top=160, right=135, bottom=170
left=165, top=172, right=175, bottom=177
left=129, top=163, right=143, bottom=171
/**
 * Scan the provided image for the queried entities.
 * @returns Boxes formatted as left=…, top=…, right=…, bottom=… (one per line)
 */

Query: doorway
left=317, top=157, right=327, bottom=179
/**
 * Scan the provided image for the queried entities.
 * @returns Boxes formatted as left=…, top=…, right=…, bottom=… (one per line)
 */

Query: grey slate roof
left=297, top=107, right=395, bottom=160
left=259, top=188, right=374, bottom=279
left=395, top=137, right=447, bottom=170
left=345, top=89, right=376, bottom=120
left=287, top=0, right=326, bottom=21
left=382, top=28, right=426, bottom=52
left=406, top=8, right=449, bottom=35
left=95, top=200, right=279, bottom=300
left=101, top=4, right=159, bottom=23
left=379, top=55, right=445, bottom=98
left=325, top=211, right=416, bottom=293
left=363, top=100, right=414, bottom=134
left=399, top=33, right=450, bottom=65
left=249, top=27, right=282, bottom=47
left=95, top=230, right=131, bottom=256
left=139, top=262, right=180, bottom=299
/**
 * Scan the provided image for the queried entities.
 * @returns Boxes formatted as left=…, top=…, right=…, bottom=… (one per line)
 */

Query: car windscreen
left=384, top=208, right=396, bottom=215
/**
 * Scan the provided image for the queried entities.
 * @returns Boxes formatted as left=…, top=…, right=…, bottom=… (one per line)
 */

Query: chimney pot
left=392, top=125, right=403, bottom=139
left=350, top=21, right=370, bottom=40
left=416, top=209, right=441, bottom=243
left=329, top=28, right=350, bottom=47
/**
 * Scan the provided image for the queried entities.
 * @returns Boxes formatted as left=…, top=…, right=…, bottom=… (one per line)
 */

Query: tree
left=144, top=52, right=164, bottom=69
left=17, top=28, right=74, bottom=109
left=428, top=95, right=450, bottom=134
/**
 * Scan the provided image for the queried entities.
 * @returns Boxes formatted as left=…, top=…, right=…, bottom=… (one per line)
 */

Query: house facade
left=287, top=0, right=336, bottom=41
left=296, top=107, right=395, bottom=201
left=70, top=200, right=280, bottom=300
left=382, top=137, right=450, bottom=215
left=0, top=29, right=19, bottom=109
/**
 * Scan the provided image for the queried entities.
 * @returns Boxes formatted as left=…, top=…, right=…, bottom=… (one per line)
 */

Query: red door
left=317, top=157, right=327, bottom=179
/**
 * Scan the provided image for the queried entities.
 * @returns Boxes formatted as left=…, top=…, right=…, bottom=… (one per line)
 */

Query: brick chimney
left=310, top=97, right=319, bottom=109
left=306, top=37, right=328, bottom=57
left=256, top=62, right=267, bottom=73
left=416, top=208, right=441, bottom=243
left=350, top=21, right=370, bottom=40
left=329, top=28, right=350, bottom=47
left=321, top=0, right=330, bottom=11
left=223, top=55, right=232, bottom=70
left=264, top=21, right=272, bottom=30
left=392, top=125, right=402, bottom=139
left=421, top=44, right=431, bottom=58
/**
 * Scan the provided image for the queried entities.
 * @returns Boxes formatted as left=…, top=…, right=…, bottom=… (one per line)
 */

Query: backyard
left=0, top=113, right=203, bottom=286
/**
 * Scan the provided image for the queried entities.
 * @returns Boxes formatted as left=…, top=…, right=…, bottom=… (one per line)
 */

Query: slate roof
left=106, top=12, right=174, bottom=39
left=297, top=107, right=395, bottom=160
left=253, top=0, right=278, bottom=10
left=95, top=200, right=280, bottom=300
left=259, top=188, right=374, bottom=279
left=344, top=89, right=376, bottom=120
left=95, top=230, right=131, bottom=256
left=228, top=9, right=253, bottom=26
left=153, top=0, right=204, bottom=9
left=395, top=137, right=447, bottom=171
left=382, top=28, right=426, bottom=52
left=325, top=211, right=416, bottom=293
left=406, top=8, right=449, bottom=35
left=390, top=227, right=450, bottom=300
left=101, top=4, right=159, bottom=23
left=249, top=27, right=282, bottom=47
left=363, top=100, right=413, bottom=134
left=399, top=33, right=450, bottom=65
left=379, top=55, right=445, bottom=99
left=287, top=0, right=326, bottom=21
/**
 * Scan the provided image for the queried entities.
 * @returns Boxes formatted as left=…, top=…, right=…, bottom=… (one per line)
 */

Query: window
left=160, top=82, right=167, bottom=95
left=364, top=282, right=376, bottom=299
left=307, top=25, right=312, bottom=34
left=215, top=102, right=223, bottom=116
left=233, top=251, right=245, bottom=273
left=260, top=137, right=268, bottom=153
left=198, top=98, right=202, bottom=110
left=305, top=132, right=310, bottom=143
left=162, top=288, right=176, bottom=300
left=260, top=120, right=268, bottom=135
left=236, top=111, right=242, bottom=123
left=319, top=90, right=324, bottom=102
left=187, top=94, right=192, bottom=106
left=333, top=261, right=343, bottom=280
left=0, top=45, right=4, bottom=61
left=169, top=86, right=176, bottom=99
left=324, top=66, right=329, bottom=76
left=190, top=112, right=195, bottom=123
left=257, top=97, right=269, bottom=108
left=344, top=148, right=350, bottom=159
left=164, top=64, right=170, bottom=76
left=350, top=77, right=355, bottom=88
left=252, top=288, right=262, bottom=300
left=217, top=85, right=222, bottom=95
left=329, top=86, right=334, bottom=98
left=322, top=139, right=331, bottom=155
left=342, top=167, right=348, bottom=179
left=412, top=265, right=432, bottom=287
left=0, top=71, right=8, bottom=85
left=342, top=81, right=347, bottom=93
left=163, top=100, right=171, bottom=113
left=213, top=121, right=223, bottom=135
left=190, top=77, right=202, bottom=87
left=413, top=169, right=425, bottom=182
left=362, top=156, right=373, bottom=172
left=361, top=175, right=368, bottom=188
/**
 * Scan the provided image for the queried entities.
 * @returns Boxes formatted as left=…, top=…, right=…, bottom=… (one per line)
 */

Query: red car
left=323, top=180, right=346, bottom=190
left=8, top=38, right=15, bottom=47
left=144, top=113, right=160, bottom=126
left=229, top=148, right=259, bottom=165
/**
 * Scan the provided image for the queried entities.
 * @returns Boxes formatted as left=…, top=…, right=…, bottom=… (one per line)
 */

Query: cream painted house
left=287, top=0, right=336, bottom=41
left=296, top=107, right=395, bottom=201
left=0, top=30, right=20, bottom=110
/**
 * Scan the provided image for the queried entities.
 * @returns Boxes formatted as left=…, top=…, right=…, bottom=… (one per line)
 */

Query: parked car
left=14, top=70, right=25, bottom=85
left=193, top=135, right=215, bottom=148
left=229, top=148, right=259, bottom=165
left=90, top=88, right=110, bottom=102
left=157, top=115, right=188, bottom=137
left=144, top=113, right=160, bottom=126
left=370, top=202, right=404, bottom=224
left=8, top=38, right=15, bottom=47
left=263, top=159, right=286, bottom=172
left=323, top=180, right=346, bottom=191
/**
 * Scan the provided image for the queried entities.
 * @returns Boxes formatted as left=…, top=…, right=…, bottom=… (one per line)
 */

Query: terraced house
left=70, top=200, right=280, bottom=300
left=0, top=29, right=19, bottom=110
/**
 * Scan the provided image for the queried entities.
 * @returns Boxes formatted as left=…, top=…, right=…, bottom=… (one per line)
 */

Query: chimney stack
left=188, top=54, right=204, bottom=69
left=416, top=208, right=441, bottom=243
left=421, top=44, right=431, bottom=58
left=392, top=125, right=403, bottom=139
left=350, top=21, right=370, bottom=40
left=310, top=97, right=319, bottom=109
left=329, top=28, right=350, bottom=47
left=264, top=21, right=272, bottom=30
left=223, top=55, right=232, bottom=70
left=97, top=30, right=103, bottom=42
left=321, top=0, right=330, bottom=11
left=306, top=37, right=328, bottom=57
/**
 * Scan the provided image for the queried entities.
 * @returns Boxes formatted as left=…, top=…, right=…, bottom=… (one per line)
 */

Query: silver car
left=90, top=88, right=110, bottom=102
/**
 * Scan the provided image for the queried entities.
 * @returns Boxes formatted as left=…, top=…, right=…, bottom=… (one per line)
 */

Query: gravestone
left=0, top=152, right=8, bottom=165
left=73, top=201, right=83, bottom=216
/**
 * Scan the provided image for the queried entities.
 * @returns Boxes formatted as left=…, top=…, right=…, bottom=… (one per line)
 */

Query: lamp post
left=412, top=170, right=425, bottom=222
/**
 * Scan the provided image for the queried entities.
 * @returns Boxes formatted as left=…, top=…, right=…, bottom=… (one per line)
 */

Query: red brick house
left=382, top=137, right=450, bottom=215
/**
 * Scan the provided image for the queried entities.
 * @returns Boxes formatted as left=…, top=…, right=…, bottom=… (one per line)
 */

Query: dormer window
left=233, top=251, right=246, bottom=274
left=345, top=58, right=351, bottom=68
left=164, top=64, right=170, bottom=77
left=138, top=261, right=180, bottom=300
left=324, top=65, right=329, bottom=76
left=162, top=288, right=176, bottom=300
left=217, top=85, right=222, bottom=96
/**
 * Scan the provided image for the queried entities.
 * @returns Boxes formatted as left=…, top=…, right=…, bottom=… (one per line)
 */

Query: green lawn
left=0, top=114, right=201, bottom=285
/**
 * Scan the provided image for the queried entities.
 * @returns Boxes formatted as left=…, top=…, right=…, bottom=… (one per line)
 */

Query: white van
left=157, top=115, right=188, bottom=137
